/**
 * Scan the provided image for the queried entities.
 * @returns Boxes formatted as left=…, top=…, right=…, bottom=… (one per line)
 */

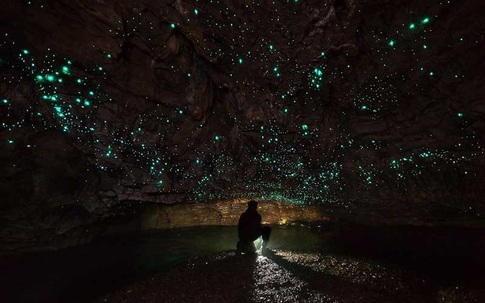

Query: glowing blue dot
left=170, top=23, right=175, bottom=29
left=238, top=58, right=243, bottom=64
left=194, top=9, right=198, bottom=15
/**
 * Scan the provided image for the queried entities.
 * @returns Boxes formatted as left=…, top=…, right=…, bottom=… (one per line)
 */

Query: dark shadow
left=98, top=251, right=258, bottom=303
left=0, top=226, right=238, bottom=303
left=328, top=225, right=485, bottom=283
left=0, top=235, right=139, bottom=303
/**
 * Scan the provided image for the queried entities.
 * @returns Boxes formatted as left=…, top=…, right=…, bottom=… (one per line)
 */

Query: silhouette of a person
left=237, top=200, right=271, bottom=254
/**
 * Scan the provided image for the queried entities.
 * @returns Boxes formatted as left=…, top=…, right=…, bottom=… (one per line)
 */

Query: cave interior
left=0, top=0, right=484, bottom=302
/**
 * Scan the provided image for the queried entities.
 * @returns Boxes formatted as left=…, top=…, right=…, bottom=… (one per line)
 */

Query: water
left=1, top=225, right=484, bottom=302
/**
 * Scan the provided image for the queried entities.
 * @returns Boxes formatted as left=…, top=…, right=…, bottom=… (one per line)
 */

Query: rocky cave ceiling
left=1, top=0, right=485, bottom=228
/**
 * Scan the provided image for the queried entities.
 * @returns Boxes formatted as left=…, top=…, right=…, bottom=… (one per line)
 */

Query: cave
left=0, top=0, right=484, bottom=302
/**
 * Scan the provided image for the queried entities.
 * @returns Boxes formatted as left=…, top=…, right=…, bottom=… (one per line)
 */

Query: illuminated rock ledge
left=137, top=199, right=328, bottom=230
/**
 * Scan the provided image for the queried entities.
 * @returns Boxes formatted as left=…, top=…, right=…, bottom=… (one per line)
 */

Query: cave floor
left=1, top=225, right=485, bottom=303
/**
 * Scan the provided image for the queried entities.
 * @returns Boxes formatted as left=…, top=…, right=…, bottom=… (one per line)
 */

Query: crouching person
left=237, top=200, right=271, bottom=254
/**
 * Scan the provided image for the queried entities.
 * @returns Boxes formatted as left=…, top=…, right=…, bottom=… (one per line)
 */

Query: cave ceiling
left=1, top=0, right=484, bottom=214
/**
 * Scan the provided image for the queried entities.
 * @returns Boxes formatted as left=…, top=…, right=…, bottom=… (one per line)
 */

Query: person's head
left=247, top=200, right=258, bottom=211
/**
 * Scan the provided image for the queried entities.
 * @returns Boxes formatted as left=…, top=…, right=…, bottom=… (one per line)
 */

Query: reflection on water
left=252, top=255, right=339, bottom=303
left=1, top=225, right=484, bottom=302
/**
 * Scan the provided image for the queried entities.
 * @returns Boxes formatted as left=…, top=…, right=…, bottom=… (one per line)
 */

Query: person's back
left=237, top=200, right=271, bottom=254
left=238, top=207, right=262, bottom=243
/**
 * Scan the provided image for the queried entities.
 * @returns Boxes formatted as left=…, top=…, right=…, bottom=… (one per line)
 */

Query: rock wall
left=138, top=199, right=327, bottom=230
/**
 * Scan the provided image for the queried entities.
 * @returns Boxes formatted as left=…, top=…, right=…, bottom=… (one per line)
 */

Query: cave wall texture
left=0, top=0, right=484, bottom=251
